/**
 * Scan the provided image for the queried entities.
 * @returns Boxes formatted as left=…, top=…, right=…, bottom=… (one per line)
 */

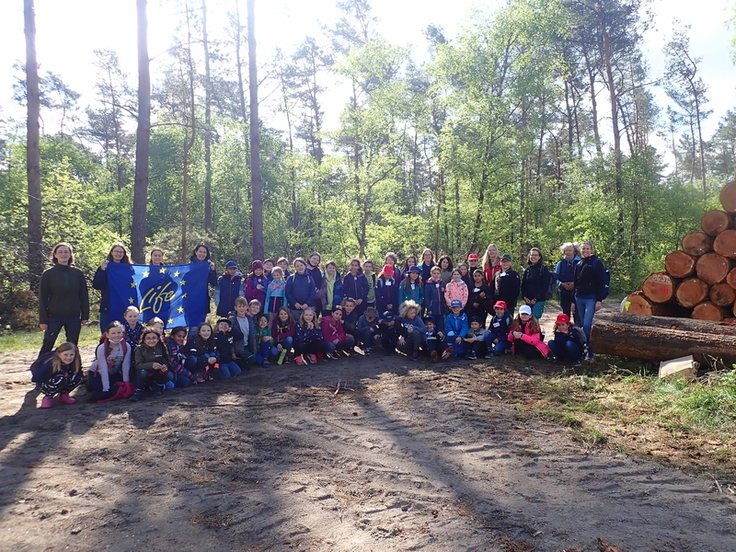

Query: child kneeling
left=547, top=313, right=585, bottom=364
left=507, top=305, right=550, bottom=360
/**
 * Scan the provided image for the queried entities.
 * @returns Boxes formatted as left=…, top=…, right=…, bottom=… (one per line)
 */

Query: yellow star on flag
left=180, top=280, right=186, bottom=286
left=168, top=318, right=174, bottom=324
left=130, top=282, right=136, bottom=288
left=142, top=271, right=149, bottom=277
left=128, top=297, right=135, bottom=304
left=178, top=307, right=184, bottom=313
left=159, top=267, right=167, bottom=274
left=173, top=271, right=181, bottom=277
left=182, top=293, right=188, bottom=298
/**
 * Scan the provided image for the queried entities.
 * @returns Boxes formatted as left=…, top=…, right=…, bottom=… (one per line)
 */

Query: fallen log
left=592, top=314, right=736, bottom=363
left=695, top=253, right=730, bottom=285
left=701, top=210, right=733, bottom=236
left=675, top=277, right=709, bottom=308
left=607, top=312, right=736, bottom=336
left=641, top=272, right=678, bottom=303
left=664, top=250, right=696, bottom=278
left=681, top=232, right=713, bottom=256
left=622, top=292, right=690, bottom=317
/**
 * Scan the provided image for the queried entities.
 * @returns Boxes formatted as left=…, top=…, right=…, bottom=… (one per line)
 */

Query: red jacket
left=320, top=316, right=347, bottom=342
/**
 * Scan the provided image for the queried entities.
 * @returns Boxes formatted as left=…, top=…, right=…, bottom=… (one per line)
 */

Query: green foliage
left=669, top=371, right=736, bottom=428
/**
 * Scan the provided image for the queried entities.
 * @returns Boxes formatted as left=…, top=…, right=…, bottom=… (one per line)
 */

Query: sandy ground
left=1, top=312, right=735, bottom=552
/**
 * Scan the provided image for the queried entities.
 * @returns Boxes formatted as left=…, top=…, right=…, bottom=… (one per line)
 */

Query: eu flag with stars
left=107, top=261, right=210, bottom=328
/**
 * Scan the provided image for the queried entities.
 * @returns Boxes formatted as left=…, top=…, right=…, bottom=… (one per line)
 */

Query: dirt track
left=1, top=339, right=735, bottom=552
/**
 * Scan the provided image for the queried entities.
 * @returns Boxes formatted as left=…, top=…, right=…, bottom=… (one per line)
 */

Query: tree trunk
left=202, top=0, right=213, bottom=231
left=592, top=314, right=736, bottom=363
left=719, top=180, right=736, bottom=212
left=713, top=229, right=736, bottom=258
left=664, top=250, right=695, bottom=278
left=247, top=0, right=263, bottom=260
left=641, top=272, right=678, bottom=304
left=24, top=0, right=43, bottom=289
left=675, top=277, right=709, bottom=308
left=709, top=282, right=735, bottom=307
left=700, top=210, right=732, bottom=236
left=623, top=292, right=689, bottom=317
left=132, top=0, right=151, bottom=264
left=695, top=253, right=730, bottom=285
left=681, top=231, right=713, bottom=256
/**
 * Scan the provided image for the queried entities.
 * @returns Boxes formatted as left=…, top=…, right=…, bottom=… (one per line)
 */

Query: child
left=424, top=266, right=447, bottom=330
left=215, top=261, right=244, bottom=317
left=463, top=317, right=488, bottom=360
left=341, top=298, right=360, bottom=345
left=466, top=269, right=492, bottom=323
left=164, top=326, right=197, bottom=387
left=383, top=252, right=403, bottom=284
left=88, top=321, right=132, bottom=398
left=184, top=322, right=218, bottom=383
left=131, top=328, right=175, bottom=401
left=229, top=297, right=256, bottom=369
left=215, top=318, right=244, bottom=377
left=485, top=300, right=513, bottom=357
left=254, top=313, right=273, bottom=367
left=307, top=253, right=324, bottom=313
left=263, top=258, right=275, bottom=281
left=357, top=307, right=381, bottom=355
left=32, top=342, right=83, bottom=408
left=494, top=254, right=521, bottom=317
left=320, top=305, right=356, bottom=359
left=277, top=257, right=291, bottom=279
left=396, top=300, right=426, bottom=361
left=362, top=260, right=377, bottom=310
left=378, top=311, right=400, bottom=355
left=444, top=299, right=469, bottom=359
left=245, top=260, right=268, bottom=305
left=375, top=264, right=399, bottom=315
left=458, top=262, right=471, bottom=288
left=317, top=261, right=343, bottom=315
left=547, top=313, right=585, bottom=364
left=401, top=255, right=418, bottom=280
left=507, top=305, right=550, bottom=359
left=264, top=266, right=288, bottom=324
left=147, top=317, right=165, bottom=337
left=399, top=266, right=424, bottom=310
left=271, top=307, right=296, bottom=365
left=122, top=306, right=144, bottom=351
left=444, top=269, right=468, bottom=310
left=293, top=307, right=330, bottom=365
left=249, top=299, right=262, bottom=318
left=418, top=248, right=436, bottom=283
left=342, top=258, right=369, bottom=317
left=422, top=316, right=445, bottom=360
left=467, top=253, right=481, bottom=280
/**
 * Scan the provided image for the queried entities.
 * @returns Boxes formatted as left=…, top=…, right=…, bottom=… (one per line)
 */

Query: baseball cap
left=450, top=299, right=462, bottom=308
left=519, top=305, right=532, bottom=316
left=493, top=300, right=507, bottom=310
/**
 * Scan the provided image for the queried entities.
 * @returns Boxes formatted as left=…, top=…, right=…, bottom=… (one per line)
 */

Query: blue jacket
left=555, top=256, right=580, bottom=297
left=445, top=312, right=469, bottom=340
left=399, top=280, right=424, bottom=307
left=488, top=313, right=513, bottom=339
left=397, top=316, right=426, bottom=336
left=424, top=278, right=446, bottom=317
left=215, top=271, right=245, bottom=317
left=375, top=277, right=399, bottom=314
left=342, top=272, right=369, bottom=304
left=285, top=271, right=316, bottom=307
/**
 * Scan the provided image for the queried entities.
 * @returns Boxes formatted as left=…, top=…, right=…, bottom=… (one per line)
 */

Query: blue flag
left=107, top=261, right=210, bottom=328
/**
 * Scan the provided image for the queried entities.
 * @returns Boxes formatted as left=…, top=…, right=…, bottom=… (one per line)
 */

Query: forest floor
left=1, top=307, right=735, bottom=552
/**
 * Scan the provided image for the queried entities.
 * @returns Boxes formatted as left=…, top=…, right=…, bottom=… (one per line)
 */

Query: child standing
left=424, top=266, right=447, bottom=330
left=357, top=307, right=381, bottom=355
left=466, top=269, right=492, bottom=323
left=293, top=307, right=330, bottom=365
left=362, top=260, right=377, bottom=311
left=215, top=319, right=244, bottom=378
left=485, top=301, right=513, bottom=357
left=444, top=300, right=469, bottom=359
left=494, top=254, right=521, bottom=317
left=317, top=261, right=343, bottom=316
left=396, top=300, right=426, bottom=361
left=164, top=326, right=197, bottom=387
left=463, top=317, right=488, bottom=360
left=131, top=328, right=174, bottom=401
left=271, top=307, right=296, bottom=365
left=264, top=266, right=288, bottom=324
left=245, top=260, right=268, bottom=305
left=215, top=261, right=244, bottom=317
left=277, top=257, right=292, bottom=279
left=88, top=321, right=132, bottom=398
left=399, top=266, right=424, bottom=309
left=184, top=323, right=218, bottom=383
left=547, top=313, right=585, bottom=364
left=342, top=258, right=369, bottom=317
left=254, top=314, right=274, bottom=367
left=444, top=269, right=469, bottom=310
left=32, top=343, right=83, bottom=408
left=320, top=305, right=356, bottom=359
left=263, top=258, right=275, bottom=281
left=375, top=265, right=399, bottom=315
left=507, top=305, right=550, bottom=360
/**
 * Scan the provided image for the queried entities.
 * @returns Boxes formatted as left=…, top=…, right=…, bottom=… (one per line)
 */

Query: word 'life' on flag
left=107, top=261, right=210, bottom=328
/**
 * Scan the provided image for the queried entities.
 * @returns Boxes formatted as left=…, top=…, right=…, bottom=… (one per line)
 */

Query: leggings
left=40, top=373, right=82, bottom=398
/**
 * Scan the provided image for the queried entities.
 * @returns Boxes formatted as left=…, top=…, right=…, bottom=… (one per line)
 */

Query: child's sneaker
left=326, top=352, right=339, bottom=360
left=295, top=355, right=306, bottom=366
left=263, top=360, right=271, bottom=368
left=40, top=397, right=54, bottom=409
left=196, top=372, right=206, bottom=384
left=59, top=393, right=76, bottom=404
left=309, top=354, right=318, bottom=364
left=163, top=381, right=175, bottom=390
left=364, top=347, right=372, bottom=355
left=130, top=389, right=144, bottom=401
left=467, top=352, right=477, bottom=360
left=277, top=350, right=288, bottom=365
left=485, top=351, right=494, bottom=359
left=441, top=347, right=453, bottom=360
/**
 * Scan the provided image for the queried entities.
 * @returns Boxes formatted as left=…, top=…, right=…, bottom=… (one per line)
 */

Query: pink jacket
left=507, top=323, right=550, bottom=357
left=444, top=279, right=468, bottom=308
left=320, top=316, right=347, bottom=343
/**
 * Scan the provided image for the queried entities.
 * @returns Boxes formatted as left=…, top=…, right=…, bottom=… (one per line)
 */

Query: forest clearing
left=1, top=307, right=735, bottom=552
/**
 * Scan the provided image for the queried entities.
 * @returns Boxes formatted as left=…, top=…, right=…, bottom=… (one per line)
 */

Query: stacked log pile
left=622, top=181, right=736, bottom=322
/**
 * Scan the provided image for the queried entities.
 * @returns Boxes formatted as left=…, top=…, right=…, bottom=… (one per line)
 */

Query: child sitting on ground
left=485, top=300, right=513, bottom=357
left=215, top=318, right=244, bottom=377
left=463, top=317, right=488, bottom=360
left=32, top=343, right=83, bottom=409
left=507, top=305, right=550, bottom=360
left=547, top=313, right=586, bottom=364
left=444, top=299, right=469, bottom=359
left=357, top=307, right=381, bottom=355
left=422, top=316, right=445, bottom=361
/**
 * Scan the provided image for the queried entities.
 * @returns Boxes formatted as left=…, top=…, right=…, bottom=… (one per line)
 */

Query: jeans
left=214, top=360, right=242, bottom=379
left=40, top=314, right=82, bottom=354
left=255, top=341, right=272, bottom=364
left=559, top=290, right=581, bottom=326
left=396, top=330, right=422, bottom=355
left=135, top=368, right=173, bottom=390
left=575, top=294, right=597, bottom=354
left=271, top=336, right=294, bottom=356
left=548, top=339, right=582, bottom=362
left=484, top=333, right=509, bottom=355
left=325, top=336, right=356, bottom=354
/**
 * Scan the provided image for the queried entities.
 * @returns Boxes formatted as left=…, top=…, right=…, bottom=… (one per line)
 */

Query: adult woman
left=417, top=249, right=436, bottom=283
left=189, top=243, right=218, bottom=315
left=480, top=243, right=501, bottom=285
left=573, top=240, right=607, bottom=360
left=555, top=242, right=581, bottom=326
left=285, top=257, right=316, bottom=321
left=149, top=247, right=165, bottom=266
left=38, top=242, right=90, bottom=354
left=93, top=243, right=132, bottom=332
left=521, top=247, right=552, bottom=319
left=306, top=252, right=323, bottom=314
left=437, top=255, right=454, bottom=283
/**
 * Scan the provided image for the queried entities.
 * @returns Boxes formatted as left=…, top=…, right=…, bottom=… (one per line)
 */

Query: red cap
left=468, top=253, right=479, bottom=261
left=382, top=264, right=394, bottom=277
left=556, top=313, right=570, bottom=324
left=493, top=301, right=507, bottom=310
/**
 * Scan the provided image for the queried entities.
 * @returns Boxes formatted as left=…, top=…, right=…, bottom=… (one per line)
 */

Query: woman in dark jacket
left=92, top=243, right=132, bottom=332
left=521, top=247, right=551, bottom=320
left=573, top=240, right=607, bottom=360
left=555, top=242, right=581, bottom=326
left=38, top=242, right=90, bottom=354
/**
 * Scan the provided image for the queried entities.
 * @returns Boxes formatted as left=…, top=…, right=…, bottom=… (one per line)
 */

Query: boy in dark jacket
left=216, top=261, right=244, bottom=317
left=494, top=254, right=521, bottom=317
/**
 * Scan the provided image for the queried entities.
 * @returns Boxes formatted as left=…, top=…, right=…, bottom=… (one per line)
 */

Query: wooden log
left=695, top=253, right=730, bottom=285
left=681, top=232, right=713, bottom=256
left=714, top=229, right=736, bottom=258
left=608, top=312, right=736, bottom=336
left=709, top=282, right=736, bottom=307
left=719, top=180, right=736, bottom=213
left=664, top=250, right=695, bottom=278
left=622, top=292, right=689, bottom=317
left=701, top=210, right=733, bottom=236
left=692, top=301, right=726, bottom=321
left=727, top=268, right=736, bottom=290
left=592, top=314, right=736, bottom=363
left=641, top=272, right=678, bottom=303
left=675, top=277, right=709, bottom=308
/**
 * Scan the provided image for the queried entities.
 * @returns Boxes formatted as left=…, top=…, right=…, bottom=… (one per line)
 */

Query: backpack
left=29, top=351, right=56, bottom=378
left=595, top=258, right=611, bottom=300
left=544, top=270, right=559, bottom=301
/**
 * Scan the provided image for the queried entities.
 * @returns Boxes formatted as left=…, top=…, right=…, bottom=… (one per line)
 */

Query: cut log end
left=681, top=232, right=714, bottom=257
left=642, top=272, right=678, bottom=304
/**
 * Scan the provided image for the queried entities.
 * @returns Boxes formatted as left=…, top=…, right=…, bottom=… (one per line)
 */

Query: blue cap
left=382, top=311, right=396, bottom=320
left=225, top=261, right=238, bottom=269
left=408, top=265, right=421, bottom=274
left=450, top=299, right=462, bottom=308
